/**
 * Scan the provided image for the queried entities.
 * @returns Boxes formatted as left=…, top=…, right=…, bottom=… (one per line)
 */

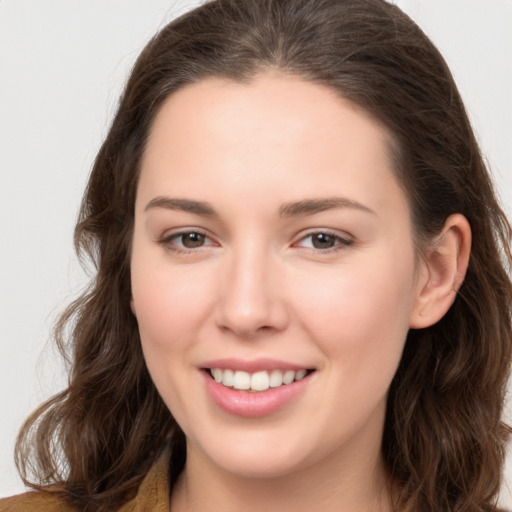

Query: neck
left=170, top=442, right=392, bottom=512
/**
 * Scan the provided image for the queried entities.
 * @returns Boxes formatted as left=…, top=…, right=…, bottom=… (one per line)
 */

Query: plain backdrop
left=1, top=0, right=511, bottom=504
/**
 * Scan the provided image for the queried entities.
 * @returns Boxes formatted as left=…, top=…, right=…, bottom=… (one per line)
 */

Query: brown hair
left=16, top=0, right=512, bottom=510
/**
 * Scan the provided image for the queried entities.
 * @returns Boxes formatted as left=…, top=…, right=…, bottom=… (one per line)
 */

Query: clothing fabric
left=2, top=458, right=510, bottom=511
left=0, top=454, right=170, bottom=512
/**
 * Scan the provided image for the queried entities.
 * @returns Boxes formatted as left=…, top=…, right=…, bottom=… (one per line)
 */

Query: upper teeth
left=210, top=368, right=308, bottom=392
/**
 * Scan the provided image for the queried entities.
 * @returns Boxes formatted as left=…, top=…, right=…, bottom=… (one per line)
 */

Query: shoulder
left=0, top=451, right=171, bottom=512
left=0, top=489, right=75, bottom=512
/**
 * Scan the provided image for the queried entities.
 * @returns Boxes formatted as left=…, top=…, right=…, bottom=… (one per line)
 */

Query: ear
left=409, top=214, right=471, bottom=329
left=130, top=298, right=137, bottom=318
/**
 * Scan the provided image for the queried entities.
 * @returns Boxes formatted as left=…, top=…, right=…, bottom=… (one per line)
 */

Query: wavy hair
left=15, top=0, right=512, bottom=510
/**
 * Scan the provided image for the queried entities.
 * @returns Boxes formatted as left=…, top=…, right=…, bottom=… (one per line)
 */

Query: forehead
left=137, top=73, right=407, bottom=219
left=144, top=73, right=393, bottom=159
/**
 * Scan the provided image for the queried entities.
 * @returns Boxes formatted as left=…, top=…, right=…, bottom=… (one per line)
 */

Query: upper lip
left=201, top=358, right=313, bottom=373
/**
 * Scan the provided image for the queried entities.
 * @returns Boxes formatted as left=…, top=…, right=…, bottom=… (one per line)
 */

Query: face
left=130, top=74, right=424, bottom=479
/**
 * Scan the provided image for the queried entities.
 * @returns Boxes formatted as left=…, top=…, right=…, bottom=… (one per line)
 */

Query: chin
left=188, top=430, right=322, bottom=480
left=212, top=453, right=309, bottom=479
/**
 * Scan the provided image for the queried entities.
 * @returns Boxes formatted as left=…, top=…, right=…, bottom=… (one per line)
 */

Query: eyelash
left=293, top=230, right=353, bottom=253
left=157, top=229, right=215, bottom=254
left=157, top=229, right=353, bottom=255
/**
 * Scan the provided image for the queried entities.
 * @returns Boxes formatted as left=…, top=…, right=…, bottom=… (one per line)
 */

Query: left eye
left=296, top=232, right=351, bottom=250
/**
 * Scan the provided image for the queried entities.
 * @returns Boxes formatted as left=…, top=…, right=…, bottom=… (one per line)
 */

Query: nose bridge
left=216, top=238, right=287, bottom=337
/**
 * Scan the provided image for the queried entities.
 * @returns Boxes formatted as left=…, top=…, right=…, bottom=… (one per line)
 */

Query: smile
left=203, top=366, right=315, bottom=417
left=209, top=368, right=309, bottom=392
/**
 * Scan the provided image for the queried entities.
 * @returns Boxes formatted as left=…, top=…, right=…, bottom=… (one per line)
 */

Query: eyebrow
left=144, top=197, right=217, bottom=215
left=144, top=196, right=375, bottom=217
left=279, top=197, right=376, bottom=217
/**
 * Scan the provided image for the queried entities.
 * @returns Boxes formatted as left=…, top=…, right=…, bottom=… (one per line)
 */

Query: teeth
left=269, top=369, right=283, bottom=388
left=295, top=369, right=307, bottom=381
left=210, top=368, right=309, bottom=392
left=233, top=371, right=251, bottom=390
left=222, top=369, right=234, bottom=387
left=282, top=370, right=295, bottom=385
left=251, top=371, right=270, bottom=391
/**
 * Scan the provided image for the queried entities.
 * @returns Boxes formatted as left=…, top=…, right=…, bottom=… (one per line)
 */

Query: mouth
left=201, top=361, right=316, bottom=417
left=204, top=368, right=315, bottom=392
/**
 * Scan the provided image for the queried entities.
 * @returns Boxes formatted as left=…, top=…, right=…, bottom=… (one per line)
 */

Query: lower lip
left=203, top=371, right=312, bottom=418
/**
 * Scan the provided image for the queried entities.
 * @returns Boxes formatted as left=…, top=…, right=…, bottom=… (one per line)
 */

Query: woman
left=2, top=0, right=511, bottom=510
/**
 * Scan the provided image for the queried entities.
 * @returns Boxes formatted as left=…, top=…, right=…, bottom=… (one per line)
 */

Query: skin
left=130, top=73, right=471, bottom=512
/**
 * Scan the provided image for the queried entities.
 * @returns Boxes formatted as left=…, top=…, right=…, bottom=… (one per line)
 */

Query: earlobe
left=409, top=214, right=472, bottom=329
left=130, top=298, right=137, bottom=318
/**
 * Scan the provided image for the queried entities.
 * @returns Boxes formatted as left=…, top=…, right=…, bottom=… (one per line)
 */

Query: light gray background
left=1, top=0, right=511, bottom=504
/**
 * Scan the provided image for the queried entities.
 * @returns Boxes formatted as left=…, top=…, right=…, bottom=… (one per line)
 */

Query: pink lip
left=202, top=370, right=313, bottom=418
left=201, top=358, right=309, bottom=373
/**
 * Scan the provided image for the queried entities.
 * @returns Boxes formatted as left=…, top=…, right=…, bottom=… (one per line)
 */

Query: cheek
left=292, top=256, right=416, bottom=430
left=291, top=251, right=416, bottom=361
left=130, top=257, right=215, bottom=415
left=131, top=254, right=215, bottom=355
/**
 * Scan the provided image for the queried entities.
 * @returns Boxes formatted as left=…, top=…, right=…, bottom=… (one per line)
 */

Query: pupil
left=183, top=233, right=205, bottom=248
left=312, top=233, right=335, bottom=249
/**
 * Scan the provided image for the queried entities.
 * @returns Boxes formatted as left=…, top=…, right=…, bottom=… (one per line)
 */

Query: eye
left=176, top=232, right=207, bottom=249
left=296, top=231, right=352, bottom=251
left=158, top=230, right=217, bottom=252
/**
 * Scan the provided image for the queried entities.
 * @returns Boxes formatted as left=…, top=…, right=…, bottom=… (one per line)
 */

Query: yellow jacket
left=0, top=454, right=170, bottom=512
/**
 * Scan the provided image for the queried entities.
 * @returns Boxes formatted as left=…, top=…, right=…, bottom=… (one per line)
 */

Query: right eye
left=158, top=230, right=217, bottom=253
left=173, top=232, right=207, bottom=249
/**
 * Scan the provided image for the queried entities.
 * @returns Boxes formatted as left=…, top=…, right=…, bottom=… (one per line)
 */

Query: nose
left=215, top=246, right=289, bottom=338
